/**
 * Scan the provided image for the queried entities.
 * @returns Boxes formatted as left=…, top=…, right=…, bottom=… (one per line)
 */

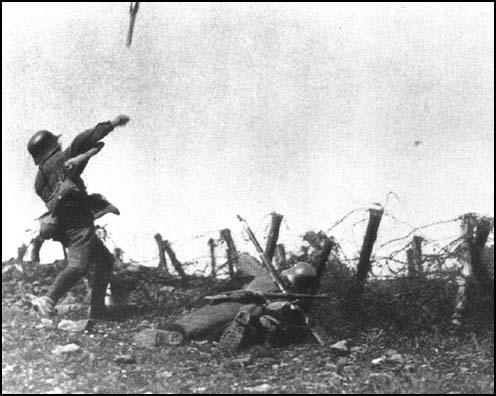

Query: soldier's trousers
left=47, top=226, right=114, bottom=318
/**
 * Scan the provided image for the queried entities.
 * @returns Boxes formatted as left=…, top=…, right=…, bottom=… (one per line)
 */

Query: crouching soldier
left=134, top=237, right=333, bottom=354
left=28, top=115, right=130, bottom=331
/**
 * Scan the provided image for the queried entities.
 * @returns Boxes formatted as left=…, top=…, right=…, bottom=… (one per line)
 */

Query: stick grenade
left=237, top=214, right=325, bottom=345
left=126, top=2, right=140, bottom=48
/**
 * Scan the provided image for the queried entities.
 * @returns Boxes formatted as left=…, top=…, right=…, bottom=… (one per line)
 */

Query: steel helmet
left=282, top=262, right=317, bottom=287
left=27, top=130, right=61, bottom=165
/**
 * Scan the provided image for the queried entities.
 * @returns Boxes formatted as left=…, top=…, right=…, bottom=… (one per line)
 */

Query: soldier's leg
left=46, top=228, right=94, bottom=304
left=34, top=228, right=93, bottom=318
left=87, top=237, right=114, bottom=320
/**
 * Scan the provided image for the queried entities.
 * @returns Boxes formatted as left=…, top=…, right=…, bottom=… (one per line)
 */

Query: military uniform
left=34, top=122, right=116, bottom=319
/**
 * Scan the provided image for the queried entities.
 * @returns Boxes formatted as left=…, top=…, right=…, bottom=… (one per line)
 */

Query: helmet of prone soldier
left=27, top=130, right=62, bottom=165
left=281, top=262, right=317, bottom=292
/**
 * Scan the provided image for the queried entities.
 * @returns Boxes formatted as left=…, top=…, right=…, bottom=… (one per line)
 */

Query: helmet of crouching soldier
left=281, top=262, right=317, bottom=293
left=27, top=130, right=61, bottom=165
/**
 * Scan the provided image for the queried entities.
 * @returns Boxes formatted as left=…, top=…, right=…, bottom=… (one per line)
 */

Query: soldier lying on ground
left=28, top=115, right=130, bottom=332
left=134, top=239, right=333, bottom=354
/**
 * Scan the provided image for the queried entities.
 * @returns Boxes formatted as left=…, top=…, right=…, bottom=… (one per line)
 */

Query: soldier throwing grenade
left=28, top=115, right=130, bottom=331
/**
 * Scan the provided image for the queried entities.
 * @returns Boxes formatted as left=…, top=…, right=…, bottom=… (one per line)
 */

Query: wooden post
left=163, top=240, right=187, bottom=283
left=451, top=215, right=493, bottom=325
left=275, top=244, right=287, bottom=270
left=412, top=235, right=423, bottom=274
left=154, top=233, right=169, bottom=274
left=406, top=248, right=415, bottom=277
left=471, top=218, right=492, bottom=295
left=264, top=212, right=283, bottom=264
left=346, top=208, right=383, bottom=308
left=208, top=238, right=216, bottom=278
left=220, top=229, right=237, bottom=279
left=451, top=214, right=477, bottom=325
left=407, top=236, right=423, bottom=277
left=356, top=208, right=383, bottom=286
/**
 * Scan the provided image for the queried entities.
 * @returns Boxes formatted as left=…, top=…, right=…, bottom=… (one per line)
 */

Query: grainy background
left=2, top=3, right=493, bottom=263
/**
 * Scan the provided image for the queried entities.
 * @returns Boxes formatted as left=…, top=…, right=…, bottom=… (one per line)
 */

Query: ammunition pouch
left=38, top=212, right=60, bottom=240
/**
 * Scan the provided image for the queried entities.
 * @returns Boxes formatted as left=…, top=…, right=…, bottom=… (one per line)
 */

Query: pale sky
left=2, top=2, right=494, bottom=265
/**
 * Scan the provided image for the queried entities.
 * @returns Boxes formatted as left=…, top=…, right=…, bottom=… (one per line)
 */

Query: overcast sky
left=2, top=3, right=494, bottom=264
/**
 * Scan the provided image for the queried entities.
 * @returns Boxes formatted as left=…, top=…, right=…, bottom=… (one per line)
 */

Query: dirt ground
left=2, top=273, right=494, bottom=394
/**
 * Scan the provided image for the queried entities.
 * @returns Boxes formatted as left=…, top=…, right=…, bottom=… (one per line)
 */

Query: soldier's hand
left=112, top=114, right=130, bottom=127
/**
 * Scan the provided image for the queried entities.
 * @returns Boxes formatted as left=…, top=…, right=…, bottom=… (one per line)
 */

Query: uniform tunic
left=34, top=122, right=115, bottom=315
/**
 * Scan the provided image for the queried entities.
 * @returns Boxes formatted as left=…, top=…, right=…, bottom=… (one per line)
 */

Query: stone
left=114, top=354, right=136, bottom=364
left=51, top=343, right=81, bottom=355
left=336, top=357, right=349, bottom=375
left=191, top=340, right=208, bottom=346
left=371, top=356, right=386, bottom=366
left=57, top=303, right=84, bottom=314
left=57, top=319, right=90, bottom=332
left=330, top=340, right=349, bottom=355
left=160, top=286, right=175, bottom=293
left=244, top=384, right=272, bottom=393
left=387, top=353, right=404, bottom=364
left=385, top=349, right=399, bottom=358
left=157, top=370, right=173, bottom=379
left=35, top=318, right=54, bottom=329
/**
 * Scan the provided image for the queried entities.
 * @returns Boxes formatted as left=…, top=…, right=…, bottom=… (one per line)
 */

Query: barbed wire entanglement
left=16, top=209, right=493, bottom=281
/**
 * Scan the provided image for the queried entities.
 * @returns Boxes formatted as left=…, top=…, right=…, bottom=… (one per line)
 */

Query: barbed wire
left=326, top=207, right=369, bottom=234
left=377, top=216, right=462, bottom=250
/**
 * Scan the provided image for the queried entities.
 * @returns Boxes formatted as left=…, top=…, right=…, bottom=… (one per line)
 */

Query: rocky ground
left=2, top=264, right=494, bottom=394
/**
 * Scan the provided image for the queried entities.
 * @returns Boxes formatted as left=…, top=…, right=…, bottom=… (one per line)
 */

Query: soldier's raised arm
left=67, top=115, right=130, bottom=158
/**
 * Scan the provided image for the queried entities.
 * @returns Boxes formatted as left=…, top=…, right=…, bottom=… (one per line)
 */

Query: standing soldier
left=27, top=115, right=130, bottom=331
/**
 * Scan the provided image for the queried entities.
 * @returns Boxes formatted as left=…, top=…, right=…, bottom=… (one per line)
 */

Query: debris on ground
left=51, top=344, right=81, bottom=355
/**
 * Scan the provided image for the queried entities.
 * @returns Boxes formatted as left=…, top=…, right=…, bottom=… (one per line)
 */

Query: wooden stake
left=471, top=218, right=492, bottom=294
left=412, top=235, right=423, bottom=274
left=220, top=229, right=237, bottom=279
left=356, top=208, right=383, bottom=286
left=275, top=244, right=287, bottom=270
left=154, top=233, right=169, bottom=274
left=264, top=212, right=283, bottom=264
left=163, top=240, right=187, bottom=282
left=346, top=207, right=383, bottom=307
left=208, top=238, right=216, bottom=278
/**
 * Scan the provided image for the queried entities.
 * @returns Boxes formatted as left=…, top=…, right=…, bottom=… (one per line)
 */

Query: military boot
left=218, top=310, right=252, bottom=355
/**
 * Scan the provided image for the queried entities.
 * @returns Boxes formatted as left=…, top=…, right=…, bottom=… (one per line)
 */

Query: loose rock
left=244, top=384, right=272, bottom=393
left=330, top=340, right=349, bottom=355
left=114, top=354, right=136, bottom=364
left=371, top=356, right=386, bottom=366
left=51, top=343, right=80, bottom=355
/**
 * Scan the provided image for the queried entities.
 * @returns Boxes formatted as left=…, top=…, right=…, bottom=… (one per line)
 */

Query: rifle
left=205, top=289, right=329, bottom=304
left=237, top=214, right=326, bottom=345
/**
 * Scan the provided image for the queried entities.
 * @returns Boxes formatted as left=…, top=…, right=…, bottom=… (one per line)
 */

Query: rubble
left=114, top=354, right=136, bottom=364
left=51, top=343, right=81, bottom=355
left=330, top=340, right=349, bottom=355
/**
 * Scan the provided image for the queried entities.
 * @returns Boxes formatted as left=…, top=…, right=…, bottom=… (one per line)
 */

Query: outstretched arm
left=67, top=115, right=130, bottom=157
left=64, top=142, right=104, bottom=176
